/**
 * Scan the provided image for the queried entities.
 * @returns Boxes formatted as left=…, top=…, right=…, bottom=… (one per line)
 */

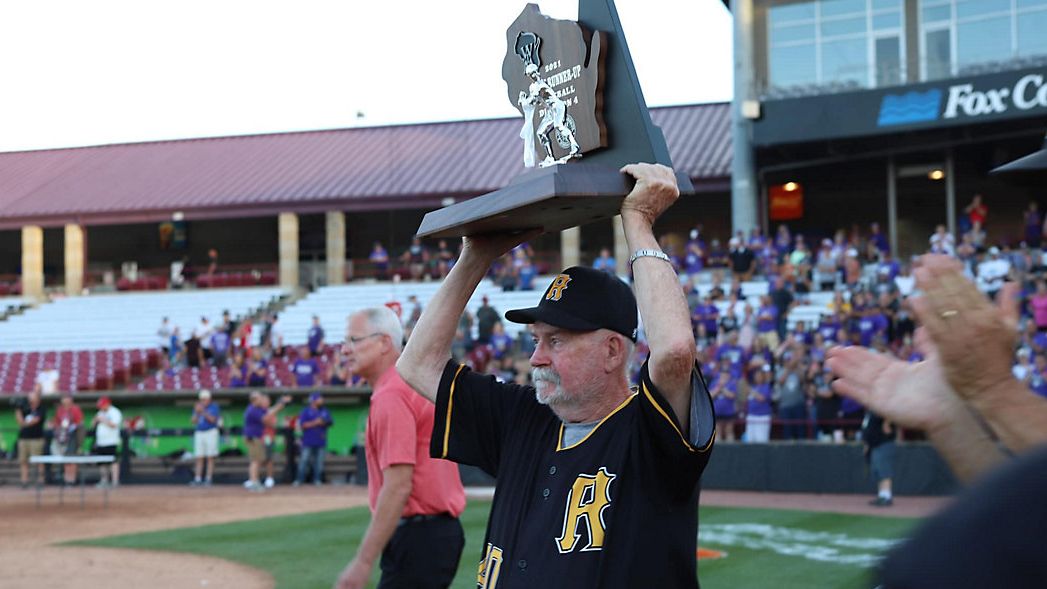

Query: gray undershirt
left=559, top=373, right=708, bottom=448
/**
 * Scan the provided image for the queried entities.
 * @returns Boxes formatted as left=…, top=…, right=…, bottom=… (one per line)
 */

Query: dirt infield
left=0, top=483, right=370, bottom=589
left=0, top=484, right=951, bottom=589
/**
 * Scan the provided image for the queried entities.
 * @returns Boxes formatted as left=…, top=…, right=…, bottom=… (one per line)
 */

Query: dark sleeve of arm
left=429, top=359, right=530, bottom=477
left=636, top=360, right=716, bottom=497
left=879, top=446, right=1047, bottom=588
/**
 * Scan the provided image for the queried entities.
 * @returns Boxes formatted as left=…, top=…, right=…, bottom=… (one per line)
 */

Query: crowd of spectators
left=368, top=238, right=542, bottom=290
left=148, top=199, right=1047, bottom=445
left=430, top=210, right=1047, bottom=443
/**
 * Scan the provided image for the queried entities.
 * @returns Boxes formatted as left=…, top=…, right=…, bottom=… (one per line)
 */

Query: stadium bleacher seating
left=0, top=287, right=286, bottom=393
left=0, top=348, right=156, bottom=394
left=0, top=287, right=286, bottom=353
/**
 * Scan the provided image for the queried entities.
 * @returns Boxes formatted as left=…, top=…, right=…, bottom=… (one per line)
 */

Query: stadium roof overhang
left=0, top=103, right=732, bottom=230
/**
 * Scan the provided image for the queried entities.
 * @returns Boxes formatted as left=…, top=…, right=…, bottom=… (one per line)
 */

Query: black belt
left=399, top=513, right=455, bottom=526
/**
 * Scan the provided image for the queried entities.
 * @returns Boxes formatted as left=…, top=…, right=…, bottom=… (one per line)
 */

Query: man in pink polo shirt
left=336, top=306, right=466, bottom=589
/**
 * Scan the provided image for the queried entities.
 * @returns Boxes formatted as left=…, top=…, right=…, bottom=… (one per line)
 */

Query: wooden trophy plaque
left=416, top=0, right=692, bottom=238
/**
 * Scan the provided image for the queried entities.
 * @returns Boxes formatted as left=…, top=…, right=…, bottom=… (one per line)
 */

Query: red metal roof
left=0, top=103, right=730, bottom=229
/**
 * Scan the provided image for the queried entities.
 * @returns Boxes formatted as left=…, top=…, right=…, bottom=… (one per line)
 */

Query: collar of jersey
left=556, top=391, right=637, bottom=452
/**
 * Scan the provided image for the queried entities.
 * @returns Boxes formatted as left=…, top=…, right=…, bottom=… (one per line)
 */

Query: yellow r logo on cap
left=545, top=274, right=572, bottom=301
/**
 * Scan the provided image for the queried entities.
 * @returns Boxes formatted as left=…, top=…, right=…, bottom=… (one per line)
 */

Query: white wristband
left=629, top=249, right=672, bottom=266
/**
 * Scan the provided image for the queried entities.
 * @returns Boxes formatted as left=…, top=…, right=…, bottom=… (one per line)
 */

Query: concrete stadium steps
left=0, top=287, right=287, bottom=353
left=0, top=348, right=159, bottom=394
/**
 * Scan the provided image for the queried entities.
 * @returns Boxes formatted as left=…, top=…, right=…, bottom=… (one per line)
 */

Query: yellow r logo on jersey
left=545, top=274, right=572, bottom=301
left=556, top=467, right=616, bottom=553
left=477, top=543, right=503, bottom=588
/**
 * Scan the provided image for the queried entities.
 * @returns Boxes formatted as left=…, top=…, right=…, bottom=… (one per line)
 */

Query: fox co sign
left=944, top=73, right=1047, bottom=119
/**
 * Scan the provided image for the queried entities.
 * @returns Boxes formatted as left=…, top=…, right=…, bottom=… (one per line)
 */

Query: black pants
left=378, top=515, right=464, bottom=589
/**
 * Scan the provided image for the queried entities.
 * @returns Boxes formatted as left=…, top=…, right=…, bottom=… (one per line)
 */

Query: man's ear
left=604, top=334, right=626, bottom=374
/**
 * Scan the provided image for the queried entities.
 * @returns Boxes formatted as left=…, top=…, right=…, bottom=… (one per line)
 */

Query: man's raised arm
left=620, top=163, right=696, bottom=430
left=397, top=232, right=536, bottom=403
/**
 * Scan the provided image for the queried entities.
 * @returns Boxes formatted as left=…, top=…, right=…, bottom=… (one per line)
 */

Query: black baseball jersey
left=431, top=359, right=715, bottom=589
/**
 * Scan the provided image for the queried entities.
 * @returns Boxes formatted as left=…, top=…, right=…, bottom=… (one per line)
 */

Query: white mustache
left=532, top=367, right=561, bottom=385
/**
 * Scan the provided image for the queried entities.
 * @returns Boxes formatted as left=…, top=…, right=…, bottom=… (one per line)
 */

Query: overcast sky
left=0, top=0, right=732, bottom=153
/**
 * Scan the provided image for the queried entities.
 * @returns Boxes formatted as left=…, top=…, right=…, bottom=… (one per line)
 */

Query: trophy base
left=416, top=164, right=693, bottom=238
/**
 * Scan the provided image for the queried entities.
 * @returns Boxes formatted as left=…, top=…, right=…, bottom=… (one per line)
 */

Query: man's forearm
left=967, top=381, right=1047, bottom=453
left=622, top=212, right=695, bottom=423
left=354, top=467, right=413, bottom=568
left=398, top=250, right=490, bottom=402
left=925, top=403, right=1007, bottom=484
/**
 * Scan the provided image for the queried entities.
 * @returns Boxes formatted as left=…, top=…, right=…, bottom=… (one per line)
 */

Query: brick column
left=21, top=225, right=44, bottom=301
left=560, top=226, right=581, bottom=270
left=64, top=224, right=85, bottom=296
left=325, top=211, right=346, bottom=285
left=278, top=213, right=299, bottom=289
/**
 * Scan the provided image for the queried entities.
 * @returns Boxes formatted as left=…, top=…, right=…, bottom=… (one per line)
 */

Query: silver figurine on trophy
left=518, top=58, right=582, bottom=168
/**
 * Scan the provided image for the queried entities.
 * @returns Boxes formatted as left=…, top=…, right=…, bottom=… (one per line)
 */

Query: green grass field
left=72, top=500, right=919, bottom=589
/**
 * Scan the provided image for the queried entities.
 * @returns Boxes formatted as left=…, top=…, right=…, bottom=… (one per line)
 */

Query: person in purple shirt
left=369, top=241, right=389, bottom=280
left=517, top=257, right=537, bottom=291
left=295, top=392, right=334, bottom=486
left=247, top=348, right=268, bottom=387
left=683, top=228, right=705, bottom=276
left=691, top=296, right=720, bottom=339
left=857, top=308, right=889, bottom=347
left=748, top=227, right=766, bottom=251
left=716, top=333, right=746, bottom=377
left=746, top=365, right=774, bottom=442
left=790, top=320, right=812, bottom=345
left=228, top=351, right=247, bottom=387
left=710, top=369, right=738, bottom=441
left=808, top=336, right=827, bottom=364
left=488, top=322, right=514, bottom=360
left=746, top=337, right=773, bottom=373
left=818, top=314, right=842, bottom=342
left=306, top=315, right=325, bottom=356
left=869, top=222, right=890, bottom=254
left=838, top=394, right=864, bottom=440
left=210, top=328, right=231, bottom=367
left=243, top=392, right=291, bottom=491
left=757, top=242, right=778, bottom=275
left=774, top=225, right=792, bottom=257
left=756, top=296, right=780, bottom=347
left=1031, top=330, right=1047, bottom=356
left=291, top=347, right=321, bottom=388
left=877, top=252, right=900, bottom=282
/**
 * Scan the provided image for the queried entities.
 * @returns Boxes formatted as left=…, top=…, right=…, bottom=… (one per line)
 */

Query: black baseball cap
left=505, top=266, right=638, bottom=341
